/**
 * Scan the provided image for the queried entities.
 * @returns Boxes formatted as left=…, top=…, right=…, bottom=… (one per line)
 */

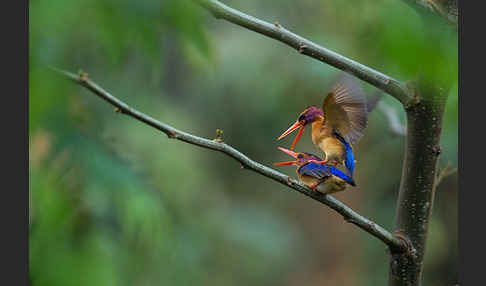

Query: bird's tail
left=330, top=166, right=356, bottom=186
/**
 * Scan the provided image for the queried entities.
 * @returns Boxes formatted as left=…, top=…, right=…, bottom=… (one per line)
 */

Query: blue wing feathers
left=333, top=130, right=355, bottom=177
left=329, top=167, right=356, bottom=186
left=345, top=149, right=355, bottom=176
left=298, top=162, right=331, bottom=179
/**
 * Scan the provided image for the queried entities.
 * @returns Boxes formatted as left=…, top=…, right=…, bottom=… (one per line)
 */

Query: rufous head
left=277, top=106, right=324, bottom=150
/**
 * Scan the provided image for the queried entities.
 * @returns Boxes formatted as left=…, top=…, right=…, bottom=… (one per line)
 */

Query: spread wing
left=322, top=75, right=368, bottom=145
left=298, top=162, right=332, bottom=180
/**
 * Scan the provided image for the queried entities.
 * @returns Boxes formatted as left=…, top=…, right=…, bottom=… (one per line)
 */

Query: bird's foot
left=310, top=183, right=319, bottom=192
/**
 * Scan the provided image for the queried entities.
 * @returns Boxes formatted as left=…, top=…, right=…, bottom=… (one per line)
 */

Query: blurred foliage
left=29, top=0, right=457, bottom=285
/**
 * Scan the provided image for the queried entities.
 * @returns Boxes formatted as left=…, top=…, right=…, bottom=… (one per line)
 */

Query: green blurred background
left=29, top=0, right=458, bottom=285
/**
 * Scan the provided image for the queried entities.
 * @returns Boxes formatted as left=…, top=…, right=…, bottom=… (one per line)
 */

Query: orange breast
left=317, top=177, right=348, bottom=194
left=310, top=118, right=328, bottom=146
left=298, top=171, right=348, bottom=194
left=319, top=137, right=345, bottom=162
left=310, top=119, right=346, bottom=162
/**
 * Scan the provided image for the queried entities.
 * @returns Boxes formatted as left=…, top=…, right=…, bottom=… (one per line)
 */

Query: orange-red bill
left=277, top=147, right=298, bottom=158
left=289, top=125, right=304, bottom=150
left=277, top=121, right=303, bottom=141
left=273, top=147, right=299, bottom=166
left=272, top=161, right=296, bottom=166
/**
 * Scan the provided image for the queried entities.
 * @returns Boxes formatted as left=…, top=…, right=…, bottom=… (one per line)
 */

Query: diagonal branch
left=194, top=0, right=413, bottom=106
left=53, top=68, right=408, bottom=253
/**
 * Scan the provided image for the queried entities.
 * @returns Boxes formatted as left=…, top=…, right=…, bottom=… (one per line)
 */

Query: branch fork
left=52, top=2, right=454, bottom=285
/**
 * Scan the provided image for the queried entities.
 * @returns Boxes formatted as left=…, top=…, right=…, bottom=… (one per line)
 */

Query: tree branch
left=194, top=0, right=413, bottom=106
left=388, top=81, right=448, bottom=286
left=187, top=2, right=452, bottom=284
left=52, top=68, right=408, bottom=253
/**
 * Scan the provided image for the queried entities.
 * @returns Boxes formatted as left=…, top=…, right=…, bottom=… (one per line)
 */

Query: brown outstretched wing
left=322, top=75, right=368, bottom=145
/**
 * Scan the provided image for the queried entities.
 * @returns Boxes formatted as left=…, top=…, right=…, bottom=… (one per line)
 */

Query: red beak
left=277, top=121, right=305, bottom=151
left=273, top=147, right=299, bottom=166
left=277, top=147, right=298, bottom=158
left=273, top=161, right=296, bottom=166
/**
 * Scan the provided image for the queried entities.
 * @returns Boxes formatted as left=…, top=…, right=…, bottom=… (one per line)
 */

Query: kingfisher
left=277, top=75, right=369, bottom=177
left=273, top=147, right=355, bottom=194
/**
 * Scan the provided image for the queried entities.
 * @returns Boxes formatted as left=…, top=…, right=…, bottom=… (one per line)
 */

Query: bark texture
left=388, top=82, right=448, bottom=286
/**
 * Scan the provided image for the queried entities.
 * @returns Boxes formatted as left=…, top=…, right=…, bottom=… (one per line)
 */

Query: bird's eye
left=297, top=154, right=304, bottom=159
left=298, top=114, right=305, bottom=122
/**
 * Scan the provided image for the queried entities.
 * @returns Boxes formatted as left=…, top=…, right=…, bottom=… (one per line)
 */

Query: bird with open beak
left=277, top=75, right=368, bottom=178
left=273, top=147, right=355, bottom=194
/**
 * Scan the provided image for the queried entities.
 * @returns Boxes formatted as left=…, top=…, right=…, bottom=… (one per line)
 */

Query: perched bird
left=273, top=147, right=355, bottom=194
left=277, top=75, right=369, bottom=177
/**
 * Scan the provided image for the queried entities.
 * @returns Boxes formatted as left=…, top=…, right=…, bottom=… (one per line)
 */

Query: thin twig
left=52, top=68, right=408, bottom=253
left=194, top=0, right=412, bottom=106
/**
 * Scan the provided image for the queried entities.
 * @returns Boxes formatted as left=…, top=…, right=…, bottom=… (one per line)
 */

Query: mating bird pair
left=274, top=75, right=378, bottom=194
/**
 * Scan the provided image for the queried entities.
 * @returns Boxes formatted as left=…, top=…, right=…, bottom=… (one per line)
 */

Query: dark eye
left=298, top=114, right=305, bottom=122
left=297, top=154, right=303, bottom=159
